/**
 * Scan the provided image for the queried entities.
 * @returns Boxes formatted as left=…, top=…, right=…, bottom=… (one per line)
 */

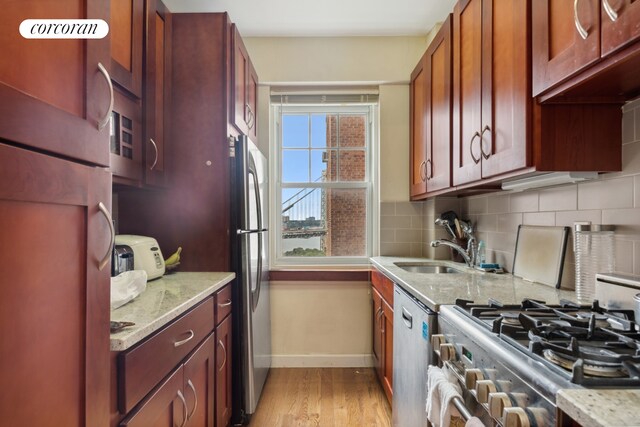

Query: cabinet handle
left=218, top=339, right=227, bottom=371
left=97, top=62, right=114, bottom=131
left=469, top=131, right=481, bottom=164
left=173, top=330, right=195, bottom=347
left=149, top=138, right=159, bottom=171
left=480, top=125, right=491, bottom=160
left=574, top=0, right=589, bottom=40
left=97, top=202, right=115, bottom=271
left=426, top=158, right=433, bottom=180
left=247, top=105, right=255, bottom=130
left=177, top=390, right=188, bottom=427
left=219, top=299, right=232, bottom=308
left=419, top=160, right=426, bottom=182
left=603, top=0, right=618, bottom=21
left=186, top=379, right=198, bottom=420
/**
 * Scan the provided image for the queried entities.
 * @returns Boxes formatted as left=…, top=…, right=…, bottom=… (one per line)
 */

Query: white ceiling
left=162, top=0, right=457, bottom=37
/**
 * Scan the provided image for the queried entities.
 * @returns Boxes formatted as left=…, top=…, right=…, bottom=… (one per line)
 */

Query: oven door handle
left=401, top=306, right=413, bottom=329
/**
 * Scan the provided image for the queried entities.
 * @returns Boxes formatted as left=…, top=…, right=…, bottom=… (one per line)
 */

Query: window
left=271, top=97, right=378, bottom=266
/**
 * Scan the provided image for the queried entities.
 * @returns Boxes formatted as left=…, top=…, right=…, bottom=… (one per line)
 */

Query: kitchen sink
left=394, top=263, right=462, bottom=274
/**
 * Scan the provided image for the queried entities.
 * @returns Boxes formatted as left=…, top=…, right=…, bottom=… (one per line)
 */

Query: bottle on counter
left=476, top=240, right=486, bottom=266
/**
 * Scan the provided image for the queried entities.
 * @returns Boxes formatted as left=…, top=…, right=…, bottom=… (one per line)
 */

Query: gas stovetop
left=452, top=298, right=640, bottom=387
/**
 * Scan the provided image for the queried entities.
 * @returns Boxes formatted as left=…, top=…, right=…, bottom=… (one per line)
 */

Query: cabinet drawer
left=215, top=284, right=232, bottom=326
left=371, top=268, right=394, bottom=305
left=118, top=297, right=215, bottom=413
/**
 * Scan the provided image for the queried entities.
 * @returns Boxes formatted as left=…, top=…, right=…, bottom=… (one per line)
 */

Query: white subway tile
left=497, top=213, right=523, bottom=233
left=539, top=185, right=577, bottom=212
left=380, top=242, right=412, bottom=257
left=623, top=109, right=635, bottom=144
left=488, top=231, right=518, bottom=253
left=396, top=201, right=422, bottom=216
left=487, top=194, right=510, bottom=214
left=410, top=243, right=423, bottom=257
left=468, top=196, right=488, bottom=214
left=396, top=229, right=422, bottom=243
left=380, top=202, right=396, bottom=216
left=510, top=191, right=539, bottom=212
left=614, top=239, right=635, bottom=274
left=602, top=208, right=640, bottom=236
left=380, top=229, right=395, bottom=243
left=635, top=242, right=640, bottom=275
left=555, top=210, right=602, bottom=227
left=635, top=176, right=640, bottom=208
left=411, top=215, right=424, bottom=230
left=622, top=141, right=640, bottom=174
left=476, top=214, right=497, bottom=232
left=523, top=212, right=556, bottom=226
left=381, top=215, right=412, bottom=229
left=436, top=197, right=462, bottom=216
left=578, top=177, right=634, bottom=210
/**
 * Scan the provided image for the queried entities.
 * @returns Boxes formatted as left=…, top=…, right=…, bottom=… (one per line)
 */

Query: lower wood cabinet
left=215, top=315, right=232, bottom=427
left=371, top=268, right=393, bottom=403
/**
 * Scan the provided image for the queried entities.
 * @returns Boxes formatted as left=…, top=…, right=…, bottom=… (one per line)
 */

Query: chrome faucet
left=430, top=237, right=477, bottom=268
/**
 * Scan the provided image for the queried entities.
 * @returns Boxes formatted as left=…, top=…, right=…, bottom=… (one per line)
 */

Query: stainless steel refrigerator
left=231, top=135, right=271, bottom=424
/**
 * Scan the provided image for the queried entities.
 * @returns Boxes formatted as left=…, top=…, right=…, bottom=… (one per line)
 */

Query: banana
left=164, top=247, right=182, bottom=266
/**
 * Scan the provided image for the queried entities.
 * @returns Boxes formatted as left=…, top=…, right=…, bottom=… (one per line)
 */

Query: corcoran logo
left=20, top=19, right=109, bottom=39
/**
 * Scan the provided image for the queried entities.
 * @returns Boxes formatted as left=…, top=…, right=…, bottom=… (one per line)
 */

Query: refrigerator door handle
left=237, top=228, right=268, bottom=235
left=248, top=163, right=264, bottom=312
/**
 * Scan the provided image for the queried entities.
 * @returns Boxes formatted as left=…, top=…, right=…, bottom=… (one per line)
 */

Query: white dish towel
left=426, top=365, right=463, bottom=427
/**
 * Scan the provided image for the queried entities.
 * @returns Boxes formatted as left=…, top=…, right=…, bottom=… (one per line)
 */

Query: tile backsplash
left=379, top=98, right=640, bottom=287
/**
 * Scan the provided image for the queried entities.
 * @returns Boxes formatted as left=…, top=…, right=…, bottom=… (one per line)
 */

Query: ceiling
left=162, top=0, right=457, bottom=37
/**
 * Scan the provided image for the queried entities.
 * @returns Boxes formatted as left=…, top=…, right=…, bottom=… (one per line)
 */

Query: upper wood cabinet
left=231, top=25, right=259, bottom=142
left=0, top=143, right=112, bottom=427
left=0, top=0, right=111, bottom=166
left=452, top=0, right=529, bottom=186
left=533, top=0, right=640, bottom=97
left=110, top=0, right=144, bottom=98
left=410, top=15, right=452, bottom=200
left=144, top=0, right=172, bottom=187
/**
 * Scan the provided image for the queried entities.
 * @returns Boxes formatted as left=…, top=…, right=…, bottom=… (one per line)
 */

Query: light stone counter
left=370, top=256, right=578, bottom=311
left=110, top=272, right=235, bottom=351
left=557, top=389, right=640, bottom=427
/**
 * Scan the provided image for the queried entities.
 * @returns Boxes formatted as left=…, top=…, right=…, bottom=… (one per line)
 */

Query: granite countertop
left=370, top=256, right=578, bottom=311
left=110, top=272, right=235, bottom=351
left=557, top=389, right=640, bottom=427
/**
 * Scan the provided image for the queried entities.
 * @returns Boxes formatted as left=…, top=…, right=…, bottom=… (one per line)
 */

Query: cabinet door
left=231, top=25, right=253, bottom=137
left=184, top=333, right=216, bottom=427
left=110, top=0, right=144, bottom=97
left=425, top=15, right=452, bottom=194
left=247, top=60, right=259, bottom=143
left=371, top=286, right=384, bottom=382
left=409, top=53, right=428, bottom=198
left=216, top=316, right=233, bottom=427
left=601, top=0, right=640, bottom=57
left=144, top=0, right=172, bottom=187
left=110, top=89, right=143, bottom=183
left=0, top=0, right=111, bottom=166
left=479, top=0, right=529, bottom=179
left=120, top=367, right=186, bottom=427
left=452, top=0, right=483, bottom=186
left=532, top=0, right=600, bottom=96
left=0, top=143, right=111, bottom=427
left=381, top=298, right=394, bottom=403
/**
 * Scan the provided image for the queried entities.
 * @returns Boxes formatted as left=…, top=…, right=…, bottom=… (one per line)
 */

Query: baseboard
left=270, top=353, right=374, bottom=368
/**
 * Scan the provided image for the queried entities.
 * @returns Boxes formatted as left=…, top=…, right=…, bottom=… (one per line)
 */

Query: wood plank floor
left=249, top=368, right=392, bottom=427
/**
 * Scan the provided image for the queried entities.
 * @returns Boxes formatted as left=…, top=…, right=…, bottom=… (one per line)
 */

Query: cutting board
left=512, top=225, right=570, bottom=288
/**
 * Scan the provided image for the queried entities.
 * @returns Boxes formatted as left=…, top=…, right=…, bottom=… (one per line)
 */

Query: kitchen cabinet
left=533, top=0, right=640, bottom=97
left=0, top=143, right=112, bottom=427
left=215, top=315, right=232, bottom=427
left=410, top=15, right=452, bottom=200
left=120, top=333, right=216, bottom=427
left=0, top=0, right=111, bottom=166
left=144, top=0, right=172, bottom=187
left=231, top=25, right=259, bottom=143
left=110, top=0, right=144, bottom=98
left=371, top=268, right=393, bottom=403
left=452, top=0, right=529, bottom=186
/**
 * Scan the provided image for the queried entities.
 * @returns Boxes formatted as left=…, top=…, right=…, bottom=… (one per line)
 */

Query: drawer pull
left=218, top=299, right=232, bottom=308
left=574, top=0, right=589, bottom=40
left=603, top=0, right=618, bottom=21
left=218, top=339, right=227, bottom=371
left=149, top=138, right=159, bottom=171
left=177, top=390, right=188, bottom=427
left=173, top=330, right=195, bottom=347
left=187, top=379, right=198, bottom=420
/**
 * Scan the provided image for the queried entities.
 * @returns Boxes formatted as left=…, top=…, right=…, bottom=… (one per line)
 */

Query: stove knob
left=439, top=343, right=456, bottom=361
left=431, top=334, right=445, bottom=351
left=475, top=380, right=497, bottom=403
left=503, top=407, right=530, bottom=427
left=488, top=392, right=511, bottom=418
left=464, top=369, right=484, bottom=390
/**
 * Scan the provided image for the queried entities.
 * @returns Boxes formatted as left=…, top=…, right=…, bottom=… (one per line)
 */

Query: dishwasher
left=392, top=284, right=437, bottom=427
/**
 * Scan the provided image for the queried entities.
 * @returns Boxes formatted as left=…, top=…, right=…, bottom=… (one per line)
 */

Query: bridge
left=282, top=183, right=327, bottom=239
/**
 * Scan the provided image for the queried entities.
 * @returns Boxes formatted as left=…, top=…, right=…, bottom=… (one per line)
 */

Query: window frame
left=270, top=103, right=379, bottom=268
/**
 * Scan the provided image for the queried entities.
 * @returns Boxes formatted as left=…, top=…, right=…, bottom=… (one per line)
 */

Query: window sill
left=269, top=269, right=371, bottom=282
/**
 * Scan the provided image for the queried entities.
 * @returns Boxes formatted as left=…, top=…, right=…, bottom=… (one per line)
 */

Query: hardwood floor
left=249, top=368, right=392, bottom=427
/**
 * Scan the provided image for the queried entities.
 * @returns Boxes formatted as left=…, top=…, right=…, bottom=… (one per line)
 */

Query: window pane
left=338, top=150, right=366, bottom=181
left=282, top=115, right=309, bottom=148
left=282, top=150, right=308, bottom=182
left=280, top=187, right=367, bottom=257
left=339, top=115, right=366, bottom=148
left=310, top=149, right=336, bottom=182
left=311, top=114, right=335, bottom=148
